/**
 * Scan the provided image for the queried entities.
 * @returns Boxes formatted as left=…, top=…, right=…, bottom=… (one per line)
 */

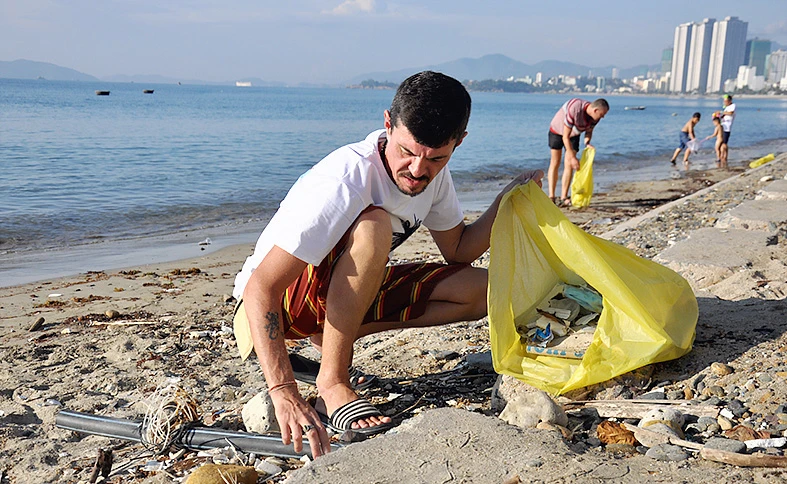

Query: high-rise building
left=706, top=16, right=748, bottom=93
left=661, top=47, right=673, bottom=74
left=535, top=72, right=543, bottom=84
left=686, top=18, right=715, bottom=92
left=745, top=39, right=772, bottom=77
left=611, top=67, right=619, bottom=79
left=767, top=50, right=787, bottom=83
left=670, top=22, right=693, bottom=92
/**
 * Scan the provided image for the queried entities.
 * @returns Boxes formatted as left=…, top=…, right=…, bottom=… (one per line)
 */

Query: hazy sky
left=2, top=0, right=785, bottom=84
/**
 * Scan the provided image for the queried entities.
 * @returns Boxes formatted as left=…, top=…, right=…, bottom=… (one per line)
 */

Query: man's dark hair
left=389, top=71, right=471, bottom=148
left=590, top=98, right=610, bottom=111
left=692, top=112, right=701, bottom=119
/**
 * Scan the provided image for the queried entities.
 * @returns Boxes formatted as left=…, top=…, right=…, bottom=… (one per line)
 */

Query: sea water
left=2, top=78, right=787, bottom=286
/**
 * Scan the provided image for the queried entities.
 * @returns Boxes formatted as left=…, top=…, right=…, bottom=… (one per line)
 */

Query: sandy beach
left=2, top=155, right=787, bottom=483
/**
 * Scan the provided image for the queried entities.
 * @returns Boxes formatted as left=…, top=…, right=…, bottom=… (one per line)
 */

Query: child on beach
left=669, top=112, right=701, bottom=167
left=705, top=115, right=724, bottom=168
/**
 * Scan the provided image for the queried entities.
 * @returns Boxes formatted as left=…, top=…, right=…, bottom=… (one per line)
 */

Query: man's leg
left=547, top=149, right=563, bottom=200
left=316, top=207, right=392, bottom=429
left=560, top=163, right=574, bottom=201
left=357, top=265, right=488, bottom=337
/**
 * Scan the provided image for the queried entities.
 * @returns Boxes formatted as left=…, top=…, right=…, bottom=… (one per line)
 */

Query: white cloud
left=328, top=0, right=383, bottom=16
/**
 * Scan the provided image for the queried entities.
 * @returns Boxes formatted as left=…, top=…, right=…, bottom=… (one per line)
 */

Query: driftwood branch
left=564, top=399, right=719, bottom=419
left=700, top=447, right=787, bottom=467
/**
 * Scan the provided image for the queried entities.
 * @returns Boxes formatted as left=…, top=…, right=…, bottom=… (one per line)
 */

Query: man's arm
left=243, top=246, right=331, bottom=457
left=430, top=170, right=544, bottom=264
left=584, top=126, right=594, bottom=147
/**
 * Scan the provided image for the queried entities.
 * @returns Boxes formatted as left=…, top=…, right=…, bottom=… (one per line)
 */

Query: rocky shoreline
left=1, top=155, right=786, bottom=483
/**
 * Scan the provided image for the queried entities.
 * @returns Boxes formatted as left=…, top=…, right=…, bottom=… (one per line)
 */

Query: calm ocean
left=2, top=78, right=787, bottom=286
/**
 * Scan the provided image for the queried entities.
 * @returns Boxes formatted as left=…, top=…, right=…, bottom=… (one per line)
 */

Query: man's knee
left=434, top=266, right=488, bottom=316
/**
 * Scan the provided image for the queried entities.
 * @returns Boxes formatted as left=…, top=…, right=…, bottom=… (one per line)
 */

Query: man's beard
left=395, top=172, right=429, bottom=197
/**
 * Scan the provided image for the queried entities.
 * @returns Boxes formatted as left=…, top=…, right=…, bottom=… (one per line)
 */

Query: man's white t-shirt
left=721, top=103, right=735, bottom=132
left=232, top=129, right=464, bottom=300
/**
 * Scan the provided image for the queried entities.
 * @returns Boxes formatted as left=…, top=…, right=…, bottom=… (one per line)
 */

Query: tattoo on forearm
left=264, top=312, right=281, bottom=340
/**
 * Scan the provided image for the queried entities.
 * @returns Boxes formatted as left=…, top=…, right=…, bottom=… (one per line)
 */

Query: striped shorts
left=233, top=231, right=468, bottom=360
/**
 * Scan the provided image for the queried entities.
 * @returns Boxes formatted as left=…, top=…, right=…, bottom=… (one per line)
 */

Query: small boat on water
left=624, top=106, right=646, bottom=110
left=95, top=90, right=110, bottom=96
left=143, top=89, right=154, bottom=94
left=235, top=81, right=252, bottom=87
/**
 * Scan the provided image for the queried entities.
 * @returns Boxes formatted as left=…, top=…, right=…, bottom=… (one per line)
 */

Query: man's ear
left=384, top=110, right=392, bottom=132
left=453, top=131, right=468, bottom=151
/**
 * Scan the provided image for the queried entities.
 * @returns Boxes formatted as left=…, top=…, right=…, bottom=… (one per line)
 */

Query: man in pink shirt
left=547, top=98, right=609, bottom=206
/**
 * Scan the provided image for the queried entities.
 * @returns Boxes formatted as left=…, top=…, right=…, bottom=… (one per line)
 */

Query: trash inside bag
left=570, top=146, right=595, bottom=208
left=488, top=182, right=698, bottom=395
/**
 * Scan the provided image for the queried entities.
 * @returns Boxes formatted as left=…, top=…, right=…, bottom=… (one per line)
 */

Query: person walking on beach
left=669, top=112, right=701, bottom=167
left=704, top=115, right=724, bottom=167
left=231, top=71, right=543, bottom=458
left=547, top=98, right=609, bottom=206
left=714, top=94, right=735, bottom=168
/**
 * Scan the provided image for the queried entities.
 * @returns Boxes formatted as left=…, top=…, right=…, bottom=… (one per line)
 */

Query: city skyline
left=1, top=1, right=785, bottom=84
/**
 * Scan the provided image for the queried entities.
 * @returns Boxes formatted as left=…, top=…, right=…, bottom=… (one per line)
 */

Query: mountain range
left=1, top=55, right=660, bottom=86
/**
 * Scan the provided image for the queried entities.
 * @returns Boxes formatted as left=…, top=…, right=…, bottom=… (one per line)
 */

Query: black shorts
left=548, top=131, right=580, bottom=152
left=722, top=131, right=731, bottom=145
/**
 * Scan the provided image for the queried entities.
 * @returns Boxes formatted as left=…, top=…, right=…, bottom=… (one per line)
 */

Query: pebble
left=718, top=416, right=734, bottom=430
left=605, top=443, right=637, bottom=455
left=667, top=390, right=684, bottom=400
left=645, top=444, right=689, bottom=461
left=105, top=309, right=120, bottom=319
left=525, top=458, right=543, bottom=468
left=697, top=416, right=718, bottom=431
left=758, top=373, right=773, bottom=384
left=711, top=362, right=734, bottom=376
left=727, top=399, right=747, bottom=418
left=28, top=317, right=45, bottom=332
left=254, top=459, right=282, bottom=476
left=704, top=437, right=747, bottom=453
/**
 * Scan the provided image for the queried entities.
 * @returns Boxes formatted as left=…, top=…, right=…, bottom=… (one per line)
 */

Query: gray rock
left=464, top=351, right=493, bottom=372
left=242, top=391, right=279, bottom=433
left=704, top=396, right=722, bottom=406
left=727, top=399, right=747, bottom=418
left=645, top=444, right=689, bottom=461
left=698, top=416, right=718, bottom=430
left=525, top=458, right=544, bottom=468
left=430, top=350, right=460, bottom=361
left=667, top=390, right=684, bottom=400
left=640, top=391, right=667, bottom=400
left=704, top=437, right=746, bottom=453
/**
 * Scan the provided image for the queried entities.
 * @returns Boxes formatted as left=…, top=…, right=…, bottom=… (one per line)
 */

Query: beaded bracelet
left=268, top=380, right=297, bottom=394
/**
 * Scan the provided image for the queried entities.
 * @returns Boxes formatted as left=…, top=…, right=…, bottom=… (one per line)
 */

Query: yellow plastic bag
left=570, top=146, right=595, bottom=208
left=749, top=153, right=775, bottom=169
left=488, top=182, right=697, bottom=395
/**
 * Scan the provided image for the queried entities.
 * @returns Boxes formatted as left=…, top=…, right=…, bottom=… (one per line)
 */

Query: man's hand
left=500, top=169, right=544, bottom=196
left=566, top=153, right=580, bottom=171
left=270, top=386, right=332, bottom=458
left=515, top=169, right=544, bottom=188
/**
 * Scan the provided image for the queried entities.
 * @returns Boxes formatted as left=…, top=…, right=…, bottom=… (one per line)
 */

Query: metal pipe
left=56, top=409, right=342, bottom=459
